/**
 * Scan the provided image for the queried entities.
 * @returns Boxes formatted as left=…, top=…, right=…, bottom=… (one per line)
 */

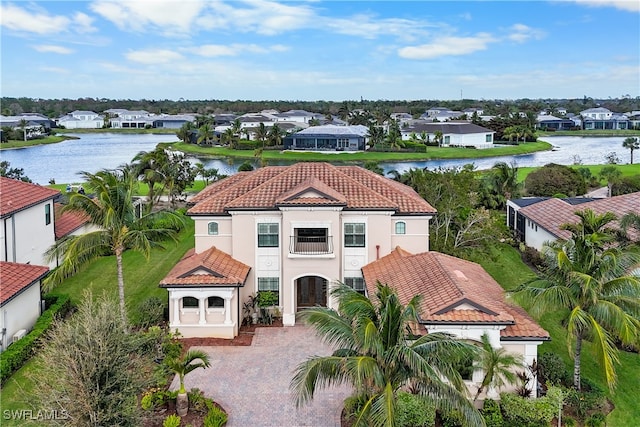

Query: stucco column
left=199, top=297, right=206, bottom=324
left=172, top=297, right=181, bottom=326
left=224, top=297, right=232, bottom=325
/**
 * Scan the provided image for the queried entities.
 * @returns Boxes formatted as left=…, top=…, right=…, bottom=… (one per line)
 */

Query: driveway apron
left=176, top=325, right=352, bottom=427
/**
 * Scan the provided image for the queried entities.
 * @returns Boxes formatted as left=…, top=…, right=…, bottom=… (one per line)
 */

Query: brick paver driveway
left=176, top=325, right=352, bottom=427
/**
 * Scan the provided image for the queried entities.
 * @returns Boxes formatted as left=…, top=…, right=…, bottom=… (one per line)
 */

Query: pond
left=0, top=134, right=631, bottom=184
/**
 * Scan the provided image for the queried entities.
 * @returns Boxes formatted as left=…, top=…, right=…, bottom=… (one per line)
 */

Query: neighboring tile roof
left=0, top=262, right=49, bottom=306
left=518, top=192, right=640, bottom=241
left=188, top=163, right=436, bottom=215
left=159, top=247, right=250, bottom=288
left=361, top=247, right=549, bottom=340
left=0, top=177, right=59, bottom=218
left=54, top=204, right=90, bottom=239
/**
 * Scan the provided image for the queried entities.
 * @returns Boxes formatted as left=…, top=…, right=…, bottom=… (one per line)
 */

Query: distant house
left=0, top=177, right=60, bottom=267
left=58, top=110, right=104, bottom=129
left=0, top=113, right=53, bottom=131
left=401, top=122, right=495, bottom=149
left=580, top=107, right=630, bottom=130
left=152, top=114, right=196, bottom=129
left=108, top=110, right=154, bottom=129
left=274, top=110, right=323, bottom=124
left=283, top=125, right=368, bottom=151
left=0, top=262, right=49, bottom=353
left=535, top=114, right=575, bottom=130
left=420, top=107, right=464, bottom=122
left=507, top=192, right=640, bottom=251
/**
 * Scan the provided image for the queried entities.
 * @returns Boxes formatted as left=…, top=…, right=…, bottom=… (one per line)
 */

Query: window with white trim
left=258, top=277, right=280, bottom=305
left=208, top=222, right=219, bottom=235
left=345, top=277, right=366, bottom=295
left=258, top=223, right=279, bottom=247
left=182, top=297, right=199, bottom=308
left=395, top=221, right=406, bottom=235
left=344, top=223, right=365, bottom=247
left=45, top=204, right=51, bottom=225
left=208, top=296, right=224, bottom=308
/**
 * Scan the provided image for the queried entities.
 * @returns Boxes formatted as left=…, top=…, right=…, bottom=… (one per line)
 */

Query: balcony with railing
left=289, top=229, right=333, bottom=255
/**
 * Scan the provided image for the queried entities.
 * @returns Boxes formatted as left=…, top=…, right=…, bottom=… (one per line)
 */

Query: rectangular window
left=345, top=277, right=366, bottom=295
left=258, top=223, right=279, bottom=247
left=344, top=223, right=365, bottom=247
left=258, top=277, right=280, bottom=305
left=182, top=297, right=199, bottom=308
left=208, top=222, right=218, bottom=235
left=485, top=134, right=492, bottom=143
left=444, top=135, right=450, bottom=144
left=395, top=221, right=406, bottom=235
left=45, top=204, right=51, bottom=225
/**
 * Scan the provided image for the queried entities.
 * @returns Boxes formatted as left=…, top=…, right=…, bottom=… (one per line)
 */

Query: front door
left=297, top=276, right=327, bottom=308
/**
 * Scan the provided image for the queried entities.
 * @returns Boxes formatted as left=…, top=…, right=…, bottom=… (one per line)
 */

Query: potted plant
left=256, top=291, right=278, bottom=325
left=164, top=349, right=211, bottom=416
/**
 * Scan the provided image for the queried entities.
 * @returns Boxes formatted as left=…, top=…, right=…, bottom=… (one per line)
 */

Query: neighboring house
left=0, top=114, right=53, bottom=130
left=535, top=114, right=575, bottom=130
left=274, top=110, right=323, bottom=124
left=420, top=107, right=465, bottom=122
left=507, top=192, right=640, bottom=251
left=54, top=203, right=93, bottom=240
left=58, top=110, right=104, bottom=129
left=401, top=122, right=495, bottom=149
left=283, top=125, right=368, bottom=151
left=362, top=248, right=549, bottom=398
left=0, top=177, right=59, bottom=268
left=0, top=262, right=49, bottom=353
left=108, top=110, right=154, bottom=128
left=152, top=114, right=196, bottom=129
left=160, top=162, right=549, bottom=399
left=580, top=107, right=630, bottom=130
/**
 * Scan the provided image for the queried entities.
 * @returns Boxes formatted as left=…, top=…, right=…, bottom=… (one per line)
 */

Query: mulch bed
left=181, top=319, right=284, bottom=349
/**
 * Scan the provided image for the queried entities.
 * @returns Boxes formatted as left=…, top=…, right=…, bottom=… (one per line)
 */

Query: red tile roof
left=54, top=203, right=90, bottom=239
left=519, top=192, right=640, bottom=241
left=0, top=262, right=49, bottom=306
left=362, top=247, right=549, bottom=340
left=188, top=163, right=435, bottom=215
left=159, top=247, right=251, bottom=287
left=0, top=177, right=59, bottom=217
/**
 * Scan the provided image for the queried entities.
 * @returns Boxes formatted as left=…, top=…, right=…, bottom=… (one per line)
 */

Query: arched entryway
left=296, top=276, right=328, bottom=308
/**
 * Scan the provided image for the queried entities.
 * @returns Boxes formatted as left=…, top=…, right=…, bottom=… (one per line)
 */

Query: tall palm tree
left=255, top=122, right=268, bottom=148
left=291, top=283, right=483, bottom=427
left=490, top=161, right=521, bottom=201
left=473, top=333, right=522, bottom=402
left=132, top=147, right=169, bottom=210
left=599, top=165, right=622, bottom=197
left=622, top=137, right=639, bottom=164
left=268, top=123, right=284, bottom=147
left=18, top=118, right=29, bottom=141
left=176, top=122, right=194, bottom=144
left=46, top=168, right=184, bottom=325
left=367, top=125, right=385, bottom=149
left=197, top=123, right=215, bottom=145
left=231, top=118, right=242, bottom=137
left=513, top=210, right=640, bottom=390
left=433, top=131, right=444, bottom=147
left=222, top=127, right=236, bottom=148
left=165, top=349, right=211, bottom=415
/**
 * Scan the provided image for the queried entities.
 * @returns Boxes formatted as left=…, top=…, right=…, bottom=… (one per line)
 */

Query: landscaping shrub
left=0, top=293, right=72, bottom=385
left=524, top=163, right=587, bottom=197
left=563, top=417, right=577, bottom=427
left=395, top=391, right=436, bottom=427
left=585, top=412, right=606, bottom=427
left=163, top=414, right=181, bottom=427
left=499, top=388, right=559, bottom=427
left=612, top=174, right=640, bottom=196
left=203, top=400, right=228, bottom=427
left=134, top=296, right=167, bottom=328
left=439, top=410, right=464, bottom=427
left=521, top=246, right=545, bottom=270
left=565, top=387, right=606, bottom=421
left=481, top=399, right=503, bottom=427
left=538, top=352, right=569, bottom=386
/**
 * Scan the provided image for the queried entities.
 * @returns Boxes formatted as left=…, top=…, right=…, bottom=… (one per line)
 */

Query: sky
left=1, top=1, right=639, bottom=101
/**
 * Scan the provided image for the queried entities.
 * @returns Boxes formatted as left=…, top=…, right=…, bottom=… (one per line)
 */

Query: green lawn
left=169, top=140, right=552, bottom=162
left=468, top=243, right=640, bottom=426
left=0, top=219, right=195, bottom=423
left=0, top=135, right=77, bottom=150
left=517, top=164, right=640, bottom=184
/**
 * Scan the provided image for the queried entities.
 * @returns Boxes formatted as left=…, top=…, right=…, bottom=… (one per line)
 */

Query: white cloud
left=507, top=24, right=546, bottom=43
left=570, top=0, right=639, bottom=12
left=32, top=45, right=75, bottom=54
left=0, top=3, right=71, bottom=34
left=320, top=14, right=438, bottom=41
left=125, top=49, right=184, bottom=64
left=90, top=0, right=206, bottom=34
left=187, top=43, right=289, bottom=57
left=398, top=34, right=496, bottom=60
left=73, top=12, right=97, bottom=34
left=40, top=66, right=71, bottom=74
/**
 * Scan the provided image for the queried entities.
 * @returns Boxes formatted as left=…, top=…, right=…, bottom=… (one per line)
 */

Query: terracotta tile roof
left=188, top=163, right=436, bottom=215
left=0, top=177, right=59, bottom=218
left=159, top=247, right=250, bottom=287
left=519, top=192, right=640, bottom=241
left=54, top=203, right=90, bottom=239
left=362, top=247, right=549, bottom=340
left=0, top=262, right=49, bottom=306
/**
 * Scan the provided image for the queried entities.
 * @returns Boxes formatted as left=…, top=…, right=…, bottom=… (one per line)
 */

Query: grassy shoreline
left=538, top=130, right=640, bottom=137
left=0, top=135, right=78, bottom=150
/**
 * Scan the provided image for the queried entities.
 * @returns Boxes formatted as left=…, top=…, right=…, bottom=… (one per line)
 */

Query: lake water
left=0, top=134, right=631, bottom=184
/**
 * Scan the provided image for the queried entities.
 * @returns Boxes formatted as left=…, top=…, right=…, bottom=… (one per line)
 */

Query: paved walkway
left=175, top=325, right=352, bottom=427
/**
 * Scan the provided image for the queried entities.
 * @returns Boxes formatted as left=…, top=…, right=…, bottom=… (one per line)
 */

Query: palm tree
left=197, top=123, right=215, bottom=145
left=45, top=168, right=184, bottom=325
left=18, top=118, right=28, bottom=141
left=132, top=147, right=169, bottom=210
left=268, top=123, right=284, bottom=147
left=622, top=137, right=639, bottom=164
left=231, top=118, right=242, bottom=137
left=434, top=131, right=444, bottom=147
left=599, top=165, right=622, bottom=197
left=165, top=349, right=211, bottom=416
left=490, top=161, right=521, bottom=201
left=255, top=122, right=268, bottom=148
left=367, top=125, right=385, bottom=149
left=176, top=122, right=194, bottom=144
left=338, top=102, right=351, bottom=121
left=513, top=210, right=640, bottom=391
left=473, top=333, right=522, bottom=402
left=291, top=283, right=483, bottom=427
left=222, top=127, right=236, bottom=148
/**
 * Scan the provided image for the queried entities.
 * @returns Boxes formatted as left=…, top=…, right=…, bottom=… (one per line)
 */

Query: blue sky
left=1, top=1, right=638, bottom=101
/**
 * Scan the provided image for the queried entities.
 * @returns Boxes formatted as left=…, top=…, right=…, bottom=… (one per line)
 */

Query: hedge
left=0, top=293, right=72, bottom=385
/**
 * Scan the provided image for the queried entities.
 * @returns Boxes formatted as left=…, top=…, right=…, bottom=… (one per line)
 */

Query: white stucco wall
left=0, top=281, right=41, bottom=352
left=167, top=287, right=238, bottom=339
left=1, top=201, right=56, bottom=267
left=524, top=220, right=557, bottom=251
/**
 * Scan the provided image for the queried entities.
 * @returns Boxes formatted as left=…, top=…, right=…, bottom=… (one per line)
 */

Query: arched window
left=182, top=297, right=199, bottom=308
left=208, top=296, right=224, bottom=308
left=208, top=222, right=219, bottom=235
left=395, top=221, right=406, bottom=235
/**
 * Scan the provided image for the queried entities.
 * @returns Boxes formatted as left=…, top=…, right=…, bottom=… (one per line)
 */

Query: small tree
left=165, top=349, right=211, bottom=416
left=473, top=333, right=522, bottom=402
left=622, top=137, right=639, bottom=164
